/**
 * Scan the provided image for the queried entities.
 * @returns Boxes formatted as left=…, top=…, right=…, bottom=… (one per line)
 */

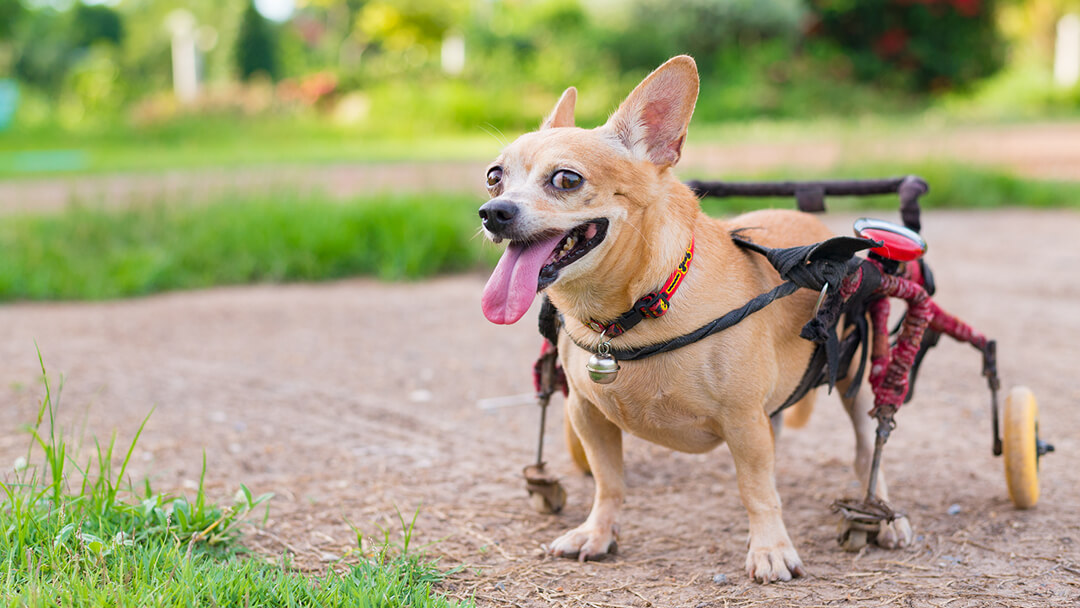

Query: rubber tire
left=1003, top=386, right=1040, bottom=509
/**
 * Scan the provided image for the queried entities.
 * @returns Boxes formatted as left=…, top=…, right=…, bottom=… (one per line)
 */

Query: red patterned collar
left=585, top=236, right=694, bottom=337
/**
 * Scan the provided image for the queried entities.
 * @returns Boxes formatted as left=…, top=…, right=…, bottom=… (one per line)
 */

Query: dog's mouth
left=537, top=218, right=609, bottom=290
left=481, top=218, right=608, bottom=325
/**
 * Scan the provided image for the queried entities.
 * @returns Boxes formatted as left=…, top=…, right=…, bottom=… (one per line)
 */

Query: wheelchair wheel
left=1003, top=386, right=1040, bottom=509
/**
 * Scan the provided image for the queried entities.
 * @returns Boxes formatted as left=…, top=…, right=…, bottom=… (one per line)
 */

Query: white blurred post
left=442, top=33, right=465, bottom=75
left=1055, top=14, right=1080, bottom=89
left=166, top=10, right=199, bottom=103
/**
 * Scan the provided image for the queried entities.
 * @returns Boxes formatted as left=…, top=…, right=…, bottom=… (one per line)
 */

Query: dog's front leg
left=727, top=410, right=805, bottom=583
left=549, top=391, right=622, bottom=561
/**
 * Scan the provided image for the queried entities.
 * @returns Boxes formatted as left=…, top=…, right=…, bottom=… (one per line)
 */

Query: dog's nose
left=478, top=200, right=519, bottom=235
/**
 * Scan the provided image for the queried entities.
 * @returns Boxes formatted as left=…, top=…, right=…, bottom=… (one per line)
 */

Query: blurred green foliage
left=70, top=3, right=125, bottom=48
left=236, top=0, right=279, bottom=80
left=349, top=0, right=922, bottom=134
left=810, top=0, right=1004, bottom=91
left=608, top=0, right=806, bottom=74
left=0, top=0, right=24, bottom=39
left=0, top=0, right=1076, bottom=138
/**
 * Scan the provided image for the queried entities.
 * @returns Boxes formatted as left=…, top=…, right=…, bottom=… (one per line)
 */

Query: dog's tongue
left=482, top=234, right=564, bottom=324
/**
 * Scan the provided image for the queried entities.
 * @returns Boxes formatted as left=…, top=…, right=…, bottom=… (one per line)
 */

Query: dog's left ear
left=604, top=55, right=699, bottom=168
left=541, top=87, right=576, bottom=129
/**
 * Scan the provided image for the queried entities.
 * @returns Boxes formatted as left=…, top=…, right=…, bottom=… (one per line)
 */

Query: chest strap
left=565, top=232, right=880, bottom=362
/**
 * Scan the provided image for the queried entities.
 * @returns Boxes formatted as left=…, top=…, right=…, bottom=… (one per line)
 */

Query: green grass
left=1, top=351, right=471, bottom=607
left=0, top=113, right=1074, bottom=178
left=0, top=193, right=496, bottom=301
left=0, top=166, right=1076, bottom=302
left=0, top=120, right=506, bottom=177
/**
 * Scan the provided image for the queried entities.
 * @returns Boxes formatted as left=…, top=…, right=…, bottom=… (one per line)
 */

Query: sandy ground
left=1, top=208, right=1078, bottom=606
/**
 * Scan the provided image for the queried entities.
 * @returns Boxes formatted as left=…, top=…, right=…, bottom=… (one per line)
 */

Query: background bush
left=809, top=0, right=1005, bottom=91
left=609, top=0, right=807, bottom=75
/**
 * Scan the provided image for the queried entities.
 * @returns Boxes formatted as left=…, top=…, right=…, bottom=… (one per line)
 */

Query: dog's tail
left=783, top=390, right=817, bottom=429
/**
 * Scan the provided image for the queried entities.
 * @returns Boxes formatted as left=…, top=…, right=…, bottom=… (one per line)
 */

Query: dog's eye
left=486, top=167, right=503, bottom=188
left=551, top=170, right=583, bottom=191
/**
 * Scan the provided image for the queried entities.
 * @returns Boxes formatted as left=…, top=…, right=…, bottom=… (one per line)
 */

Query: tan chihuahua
left=479, top=56, right=912, bottom=583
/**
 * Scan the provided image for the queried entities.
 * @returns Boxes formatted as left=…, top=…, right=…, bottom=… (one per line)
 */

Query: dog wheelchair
left=525, top=175, right=1053, bottom=552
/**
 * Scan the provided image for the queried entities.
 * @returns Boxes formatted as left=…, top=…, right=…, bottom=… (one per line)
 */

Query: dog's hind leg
left=549, top=392, right=622, bottom=561
left=770, top=389, right=817, bottom=452
left=837, top=381, right=914, bottom=549
left=770, top=411, right=784, bottom=449
left=782, top=391, right=816, bottom=430
left=564, top=410, right=591, bottom=474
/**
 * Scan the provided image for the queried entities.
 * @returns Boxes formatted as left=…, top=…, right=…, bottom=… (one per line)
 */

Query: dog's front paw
left=745, top=542, right=805, bottom=584
left=875, top=515, right=914, bottom=549
left=548, top=523, right=618, bottom=562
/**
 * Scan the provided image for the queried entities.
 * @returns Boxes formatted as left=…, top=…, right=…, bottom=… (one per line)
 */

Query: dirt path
left=2, top=122, right=1080, bottom=214
left=2, top=209, right=1079, bottom=607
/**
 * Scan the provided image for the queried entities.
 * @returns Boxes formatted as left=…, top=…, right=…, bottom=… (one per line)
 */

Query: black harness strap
left=572, top=279, right=802, bottom=361
left=553, top=232, right=887, bottom=420
left=565, top=233, right=880, bottom=364
left=770, top=260, right=883, bottom=417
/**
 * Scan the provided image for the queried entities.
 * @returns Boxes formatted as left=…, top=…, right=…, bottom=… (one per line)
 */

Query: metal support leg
left=535, top=392, right=549, bottom=465
left=982, top=340, right=1003, bottom=457
left=864, top=409, right=895, bottom=503
left=833, top=407, right=899, bottom=551
left=524, top=346, right=567, bottom=513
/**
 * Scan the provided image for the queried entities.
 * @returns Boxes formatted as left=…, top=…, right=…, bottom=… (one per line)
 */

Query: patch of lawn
left=1, top=352, right=471, bottom=607
left=0, top=115, right=1067, bottom=179
left=0, top=121, right=505, bottom=178
left=0, top=193, right=497, bottom=301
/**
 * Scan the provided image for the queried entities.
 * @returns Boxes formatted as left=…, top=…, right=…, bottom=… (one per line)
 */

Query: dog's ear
left=541, top=87, right=577, bottom=129
left=604, top=55, right=699, bottom=168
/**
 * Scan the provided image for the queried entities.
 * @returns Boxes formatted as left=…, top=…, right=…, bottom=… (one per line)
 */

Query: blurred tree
left=353, top=0, right=466, bottom=80
left=0, top=0, right=25, bottom=75
left=12, top=8, right=74, bottom=92
left=236, top=0, right=280, bottom=80
left=357, top=0, right=458, bottom=51
left=119, top=0, right=246, bottom=95
left=70, top=3, right=125, bottom=48
left=0, top=0, right=25, bottom=40
left=809, top=0, right=1005, bottom=91
left=10, top=1, right=126, bottom=101
left=281, top=0, right=365, bottom=78
left=609, top=0, right=806, bottom=75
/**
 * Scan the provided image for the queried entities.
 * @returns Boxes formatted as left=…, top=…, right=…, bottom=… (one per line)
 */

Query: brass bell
left=587, top=340, right=620, bottom=384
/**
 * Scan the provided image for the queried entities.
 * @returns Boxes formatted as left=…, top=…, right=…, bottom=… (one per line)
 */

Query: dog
left=478, top=55, right=913, bottom=583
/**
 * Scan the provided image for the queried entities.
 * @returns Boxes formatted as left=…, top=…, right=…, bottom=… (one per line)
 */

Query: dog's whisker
left=471, top=227, right=487, bottom=241
left=480, top=123, right=508, bottom=147
left=622, top=218, right=648, bottom=244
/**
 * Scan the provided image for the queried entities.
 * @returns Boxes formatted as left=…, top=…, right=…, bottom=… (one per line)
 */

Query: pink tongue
left=482, top=234, right=565, bottom=324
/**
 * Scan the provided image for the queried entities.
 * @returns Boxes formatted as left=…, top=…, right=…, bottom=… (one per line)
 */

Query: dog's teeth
left=563, top=237, right=576, bottom=251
